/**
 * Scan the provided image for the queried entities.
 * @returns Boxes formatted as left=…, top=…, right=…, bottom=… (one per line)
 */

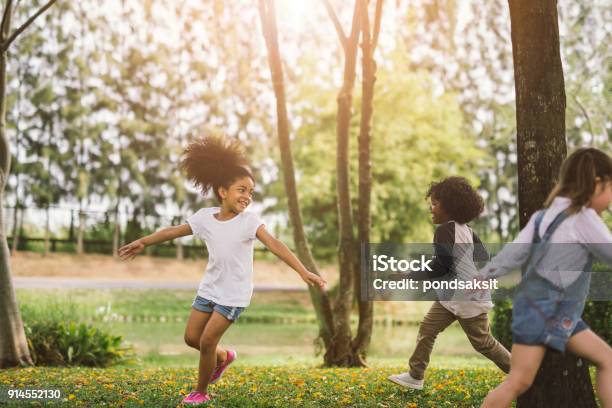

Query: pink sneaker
left=210, top=349, right=236, bottom=384
left=182, top=391, right=211, bottom=405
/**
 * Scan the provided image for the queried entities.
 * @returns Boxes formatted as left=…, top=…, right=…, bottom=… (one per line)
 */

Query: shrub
left=25, top=320, right=132, bottom=367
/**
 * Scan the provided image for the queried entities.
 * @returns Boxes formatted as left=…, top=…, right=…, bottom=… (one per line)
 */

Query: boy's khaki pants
left=409, top=301, right=511, bottom=380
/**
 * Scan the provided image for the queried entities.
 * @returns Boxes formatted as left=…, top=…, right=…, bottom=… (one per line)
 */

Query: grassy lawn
left=0, top=362, right=505, bottom=407
left=9, top=288, right=517, bottom=406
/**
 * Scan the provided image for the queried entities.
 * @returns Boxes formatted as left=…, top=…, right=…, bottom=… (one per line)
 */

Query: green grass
left=0, top=363, right=505, bottom=407
left=16, top=289, right=315, bottom=324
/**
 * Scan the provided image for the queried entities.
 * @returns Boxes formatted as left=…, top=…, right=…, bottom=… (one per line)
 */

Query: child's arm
left=118, top=224, right=193, bottom=260
left=479, top=213, right=537, bottom=278
left=255, top=226, right=326, bottom=289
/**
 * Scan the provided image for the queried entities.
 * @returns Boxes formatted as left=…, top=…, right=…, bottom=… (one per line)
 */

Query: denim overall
left=511, top=210, right=592, bottom=352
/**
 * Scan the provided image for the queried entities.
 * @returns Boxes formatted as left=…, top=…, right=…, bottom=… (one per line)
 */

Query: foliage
left=24, top=320, right=132, bottom=367
left=265, top=56, right=485, bottom=260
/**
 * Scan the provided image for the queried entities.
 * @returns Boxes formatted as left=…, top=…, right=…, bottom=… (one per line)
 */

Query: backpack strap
left=532, top=210, right=546, bottom=243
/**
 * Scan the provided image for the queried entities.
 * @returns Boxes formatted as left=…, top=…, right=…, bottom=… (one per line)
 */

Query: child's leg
left=184, top=308, right=228, bottom=364
left=458, top=313, right=511, bottom=373
left=408, top=301, right=457, bottom=379
left=196, top=311, right=234, bottom=393
left=565, top=329, right=612, bottom=407
left=481, top=344, right=546, bottom=408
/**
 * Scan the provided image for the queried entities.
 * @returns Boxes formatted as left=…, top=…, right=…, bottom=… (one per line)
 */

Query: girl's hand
left=300, top=271, right=327, bottom=289
left=118, top=239, right=146, bottom=260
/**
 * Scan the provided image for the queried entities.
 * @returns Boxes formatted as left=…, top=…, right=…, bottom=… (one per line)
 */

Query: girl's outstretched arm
left=255, top=225, right=327, bottom=289
left=118, top=224, right=193, bottom=260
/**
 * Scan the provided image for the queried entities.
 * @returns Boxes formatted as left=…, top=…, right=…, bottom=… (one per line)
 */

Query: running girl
left=480, top=148, right=612, bottom=408
left=119, top=135, right=326, bottom=405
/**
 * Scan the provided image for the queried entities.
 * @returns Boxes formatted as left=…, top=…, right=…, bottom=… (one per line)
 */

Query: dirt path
left=11, top=251, right=338, bottom=287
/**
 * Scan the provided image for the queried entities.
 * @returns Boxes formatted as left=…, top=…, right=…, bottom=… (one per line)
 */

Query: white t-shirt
left=187, top=207, right=264, bottom=307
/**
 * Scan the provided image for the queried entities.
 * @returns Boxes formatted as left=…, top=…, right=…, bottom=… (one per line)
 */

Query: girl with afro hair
left=119, top=135, right=326, bottom=405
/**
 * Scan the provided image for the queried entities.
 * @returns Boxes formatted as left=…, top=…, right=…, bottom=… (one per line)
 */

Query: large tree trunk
left=510, top=0, right=567, bottom=228
left=320, top=0, right=363, bottom=367
left=508, top=1, right=596, bottom=407
left=0, top=1, right=31, bottom=367
left=352, top=0, right=383, bottom=362
left=257, top=0, right=335, bottom=353
left=0, top=0, right=57, bottom=368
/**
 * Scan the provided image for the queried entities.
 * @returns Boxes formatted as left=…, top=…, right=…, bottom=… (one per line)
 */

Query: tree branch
left=371, top=0, right=384, bottom=51
left=321, top=0, right=348, bottom=51
left=0, top=0, right=14, bottom=40
left=1, top=0, right=57, bottom=53
left=572, top=95, right=595, bottom=140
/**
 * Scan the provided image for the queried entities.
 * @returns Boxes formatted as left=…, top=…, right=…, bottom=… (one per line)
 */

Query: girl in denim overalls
left=480, top=148, right=612, bottom=408
left=119, top=136, right=326, bottom=405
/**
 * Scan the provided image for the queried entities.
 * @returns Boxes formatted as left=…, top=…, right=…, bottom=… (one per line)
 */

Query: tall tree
left=257, top=0, right=336, bottom=356
left=322, top=0, right=363, bottom=366
left=0, top=0, right=58, bottom=368
left=352, top=0, right=383, bottom=362
left=508, top=1, right=596, bottom=407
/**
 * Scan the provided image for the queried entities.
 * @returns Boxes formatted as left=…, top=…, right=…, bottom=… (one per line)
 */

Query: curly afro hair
left=426, top=177, right=484, bottom=224
left=180, top=135, right=254, bottom=202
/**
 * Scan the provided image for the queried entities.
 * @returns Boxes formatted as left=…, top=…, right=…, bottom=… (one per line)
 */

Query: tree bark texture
left=257, top=0, right=335, bottom=353
left=352, top=0, right=383, bottom=361
left=509, top=1, right=595, bottom=406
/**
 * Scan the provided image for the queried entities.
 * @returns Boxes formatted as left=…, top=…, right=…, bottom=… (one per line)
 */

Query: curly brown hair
left=426, top=177, right=484, bottom=224
left=180, top=135, right=254, bottom=202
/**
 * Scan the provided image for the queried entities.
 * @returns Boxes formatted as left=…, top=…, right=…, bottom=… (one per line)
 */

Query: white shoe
left=388, top=372, right=424, bottom=390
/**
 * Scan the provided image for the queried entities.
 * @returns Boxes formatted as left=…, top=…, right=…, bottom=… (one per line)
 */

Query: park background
left=1, top=0, right=610, bottom=407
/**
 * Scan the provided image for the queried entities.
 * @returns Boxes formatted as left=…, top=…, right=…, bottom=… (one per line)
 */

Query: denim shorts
left=512, top=277, right=589, bottom=352
left=192, top=296, right=245, bottom=322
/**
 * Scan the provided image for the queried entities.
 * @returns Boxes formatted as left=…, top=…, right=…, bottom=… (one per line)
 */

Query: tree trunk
left=321, top=0, right=363, bottom=367
left=76, top=209, right=85, bottom=254
left=352, top=0, right=383, bottom=362
left=508, top=1, right=595, bottom=406
left=43, top=206, right=50, bottom=257
left=257, top=0, right=336, bottom=354
left=509, top=0, right=567, bottom=228
left=10, top=204, right=18, bottom=254
left=0, top=1, right=33, bottom=367
left=112, top=209, right=120, bottom=258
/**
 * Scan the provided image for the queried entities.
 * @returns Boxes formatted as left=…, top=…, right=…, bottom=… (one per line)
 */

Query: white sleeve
left=479, top=211, right=537, bottom=278
left=575, top=209, right=612, bottom=265
left=246, top=212, right=265, bottom=239
left=187, top=208, right=208, bottom=238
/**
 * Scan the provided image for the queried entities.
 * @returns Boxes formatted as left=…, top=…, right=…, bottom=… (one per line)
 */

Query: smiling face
left=430, top=197, right=450, bottom=225
left=589, top=179, right=612, bottom=215
left=218, top=176, right=255, bottom=214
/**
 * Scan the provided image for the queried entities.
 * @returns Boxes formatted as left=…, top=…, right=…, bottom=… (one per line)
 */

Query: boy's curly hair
left=426, top=177, right=484, bottom=224
left=180, top=135, right=253, bottom=202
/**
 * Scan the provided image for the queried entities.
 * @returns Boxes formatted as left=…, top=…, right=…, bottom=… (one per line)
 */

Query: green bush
left=490, top=287, right=514, bottom=350
left=25, top=320, right=132, bottom=367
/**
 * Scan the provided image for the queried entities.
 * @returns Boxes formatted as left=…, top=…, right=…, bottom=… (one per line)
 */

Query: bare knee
left=184, top=333, right=199, bottom=349
left=199, top=336, right=218, bottom=353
